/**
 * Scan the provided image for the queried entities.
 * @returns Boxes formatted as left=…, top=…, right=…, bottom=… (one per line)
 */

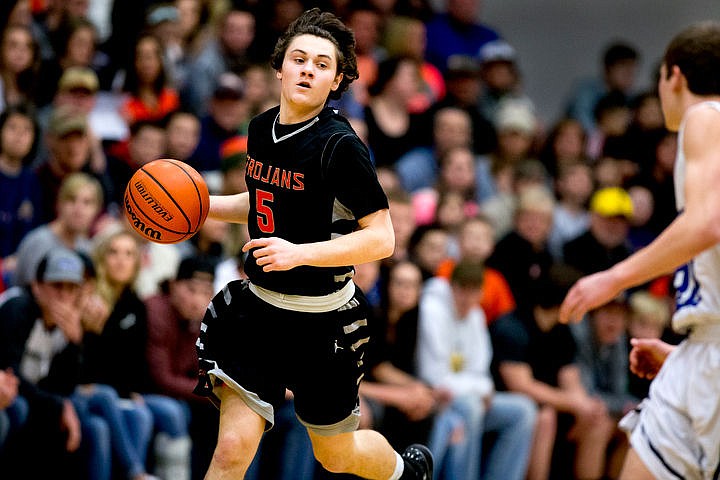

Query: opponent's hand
left=629, top=338, right=674, bottom=379
left=243, top=237, right=303, bottom=272
left=559, top=270, right=622, bottom=324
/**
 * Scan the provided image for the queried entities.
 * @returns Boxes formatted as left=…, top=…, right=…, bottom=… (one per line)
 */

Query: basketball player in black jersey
left=194, top=9, right=433, bottom=480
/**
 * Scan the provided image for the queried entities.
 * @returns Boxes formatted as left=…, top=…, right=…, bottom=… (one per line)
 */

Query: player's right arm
left=208, top=192, right=249, bottom=224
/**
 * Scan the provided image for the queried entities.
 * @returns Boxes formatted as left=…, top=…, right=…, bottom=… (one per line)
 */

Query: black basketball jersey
left=244, top=106, right=389, bottom=296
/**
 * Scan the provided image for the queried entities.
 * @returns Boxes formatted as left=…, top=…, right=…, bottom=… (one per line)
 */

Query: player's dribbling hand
left=559, top=270, right=622, bottom=324
left=628, top=337, right=674, bottom=379
left=243, top=237, right=302, bottom=272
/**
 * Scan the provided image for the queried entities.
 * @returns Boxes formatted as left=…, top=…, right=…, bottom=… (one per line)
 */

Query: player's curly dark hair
left=270, top=8, right=359, bottom=100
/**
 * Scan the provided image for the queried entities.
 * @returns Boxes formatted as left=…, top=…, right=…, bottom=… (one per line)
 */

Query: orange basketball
left=124, top=159, right=210, bottom=244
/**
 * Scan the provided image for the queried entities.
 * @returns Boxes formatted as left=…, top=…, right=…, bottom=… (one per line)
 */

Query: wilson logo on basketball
left=124, top=194, right=162, bottom=241
left=133, top=181, right=175, bottom=222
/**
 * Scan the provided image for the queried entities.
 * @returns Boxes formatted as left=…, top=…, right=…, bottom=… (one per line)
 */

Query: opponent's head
left=663, top=21, right=720, bottom=97
left=270, top=8, right=358, bottom=101
left=659, top=21, right=720, bottom=130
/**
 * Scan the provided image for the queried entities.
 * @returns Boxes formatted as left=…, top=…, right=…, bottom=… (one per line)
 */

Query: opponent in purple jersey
left=560, top=21, right=720, bottom=480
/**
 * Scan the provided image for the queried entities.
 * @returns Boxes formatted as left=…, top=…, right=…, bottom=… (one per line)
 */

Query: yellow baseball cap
left=590, top=187, right=634, bottom=219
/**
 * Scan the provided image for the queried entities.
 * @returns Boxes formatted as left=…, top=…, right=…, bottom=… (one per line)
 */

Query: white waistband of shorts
left=248, top=280, right=356, bottom=313
left=688, top=322, right=720, bottom=340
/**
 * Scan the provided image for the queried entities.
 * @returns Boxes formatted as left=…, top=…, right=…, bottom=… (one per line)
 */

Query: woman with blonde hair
left=82, top=224, right=192, bottom=480
left=13, top=172, right=102, bottom=286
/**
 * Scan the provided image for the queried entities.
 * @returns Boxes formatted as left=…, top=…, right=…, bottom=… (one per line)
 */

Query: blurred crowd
left=0, top=0, right=685, bottom=479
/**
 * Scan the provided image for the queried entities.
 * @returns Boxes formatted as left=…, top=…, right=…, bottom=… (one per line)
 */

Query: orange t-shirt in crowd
left=436, top=258, right=516, bottom=324
left=121, top=88, right=180, bottom=125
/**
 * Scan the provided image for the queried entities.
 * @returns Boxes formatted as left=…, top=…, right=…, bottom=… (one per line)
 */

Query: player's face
left=277, top=34, right=343, bottom=117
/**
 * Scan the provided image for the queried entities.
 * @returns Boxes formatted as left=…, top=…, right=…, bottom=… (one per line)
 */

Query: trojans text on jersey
left=246, top=155, right=305, bottom=191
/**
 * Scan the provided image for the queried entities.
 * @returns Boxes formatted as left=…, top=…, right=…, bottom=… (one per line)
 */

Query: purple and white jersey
left=672, top=101, right=720, bottom=332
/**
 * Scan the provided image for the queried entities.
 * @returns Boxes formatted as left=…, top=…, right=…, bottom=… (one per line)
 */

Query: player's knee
left=313, top=446, right=352, bottom=473
left=212, top=430, right=254, bottom=471
left=313, top=442, right=350, bottom=473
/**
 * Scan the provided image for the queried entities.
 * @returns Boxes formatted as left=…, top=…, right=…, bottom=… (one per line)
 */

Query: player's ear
left=276, top=70, right=282, bottom=80
left=670, top=65, right=685, bottom=91
left=331, top=73, right=344, bottom=91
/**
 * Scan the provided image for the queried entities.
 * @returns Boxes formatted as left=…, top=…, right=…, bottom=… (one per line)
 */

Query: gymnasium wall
left=472, top=0, right=720, bottom=127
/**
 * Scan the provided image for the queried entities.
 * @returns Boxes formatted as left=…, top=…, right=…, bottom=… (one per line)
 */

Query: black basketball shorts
left=194, top=279, right=371, bottom=435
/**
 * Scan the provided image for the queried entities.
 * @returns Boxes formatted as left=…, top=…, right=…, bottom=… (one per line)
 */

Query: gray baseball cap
left=36, top=248, right=85, bottom=284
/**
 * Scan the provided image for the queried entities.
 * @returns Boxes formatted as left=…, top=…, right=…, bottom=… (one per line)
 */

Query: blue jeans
left=121, top=397, right=154, bottom=465
left=428, top=396, right=482, bottom=480
left=0, top=395, right=29, bottom=451
left=76, top=412, right=112, bottom=480
left=0, top=411, right=8, bottom=448
left=73, top=384, right=151, bottom=479
left=428, top=392, right=537, bottom=480
left=143, top=394, right=191, bottom=437
left=482, top=392, right=536, bottom=480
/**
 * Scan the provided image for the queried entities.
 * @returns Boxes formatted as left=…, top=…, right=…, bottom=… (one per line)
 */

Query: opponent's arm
left=243, top=208, right=394, bottom=271
left=612, top=109, right=720, bottom=281
left=208, top=192, right=250, bottom=224
left=560, top=107, right=720, bottom=322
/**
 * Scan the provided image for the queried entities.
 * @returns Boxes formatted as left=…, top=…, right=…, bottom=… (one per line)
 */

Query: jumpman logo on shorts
left=334, top=339, right=344, bottom=353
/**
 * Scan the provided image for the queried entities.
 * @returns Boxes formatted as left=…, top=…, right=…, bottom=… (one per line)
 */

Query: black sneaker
left=401, top=443, right=433, bottom=480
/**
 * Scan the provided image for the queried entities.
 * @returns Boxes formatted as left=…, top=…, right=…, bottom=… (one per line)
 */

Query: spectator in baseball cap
left=563, top=187, right=635, bottom=274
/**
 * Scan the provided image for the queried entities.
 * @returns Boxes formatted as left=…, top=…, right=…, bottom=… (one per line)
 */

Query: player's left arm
left=560, top=105, right=720, bottom=322
left=243, top=208, right=394, bottom=271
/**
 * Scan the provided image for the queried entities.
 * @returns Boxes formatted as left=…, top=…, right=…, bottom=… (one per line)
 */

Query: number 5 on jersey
left=256, top=189, right=275, bottom=233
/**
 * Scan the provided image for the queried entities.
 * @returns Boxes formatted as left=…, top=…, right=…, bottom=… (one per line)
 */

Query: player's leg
left=204, top=385, right=265, bottom=479
left=294, top=288, right=432, bottom=479
left=617, top=448, right=656, bottom=480
left=309, top=429, right=432, bottom=480
left=196, top=280, right=285, bottom=478
left=309, top=429, right=395, bottom=477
